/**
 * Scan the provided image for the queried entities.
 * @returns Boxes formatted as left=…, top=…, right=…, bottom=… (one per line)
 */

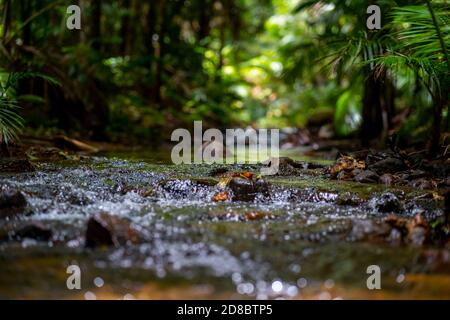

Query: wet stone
left=13, top=222, right=52, bottom=242
left=0, top=189, right=27, bottom=218
left=408, top=226, right=428, bottom=246
left=387, top=228, right=403, bottom=245
left=348, top=219, right=392, bottom=242
left=228, top=177, right=270, bottom=202
left=268, top=157, right=300, bottom=176
left=373, top=192, right=402, bottom=213
left=406, top=214, right=430, bottom=246
left=85, top=212, right=143, bottom=248
left=354, top=170, right=379, bottom=184
left=335, top=192, right=363, bottom=206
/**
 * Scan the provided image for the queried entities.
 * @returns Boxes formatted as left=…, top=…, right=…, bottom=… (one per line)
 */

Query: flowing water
left=0, top=154, right=449, bottom=299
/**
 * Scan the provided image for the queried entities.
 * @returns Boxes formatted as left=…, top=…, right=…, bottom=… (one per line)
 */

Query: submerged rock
left=348, top=219, right=392, bottom=242
left=373, top=192, right=402, bottom=213
left=335, top=192, right=363, bottom=206
left=264, top=157, right=299, bottom=176
left=0, top=189, right=27, bottom=218
left=387, top=228, right=403, bottom=245
left=13, top=222, right=52, bottom=241
left=385, top=213, right=430, bottom=246
left=228, top=177, right=270, bottom=202
left=85, top=213, right=142, bottom=248
left=406, top=214, right=430, bottom=246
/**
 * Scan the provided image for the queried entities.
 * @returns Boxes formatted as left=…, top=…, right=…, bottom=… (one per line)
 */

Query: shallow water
left=0, top=155, right=449, bottom=300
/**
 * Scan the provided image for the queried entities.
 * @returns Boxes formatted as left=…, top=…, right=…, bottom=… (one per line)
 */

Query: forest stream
left=1, top=150, right=449, bottom=300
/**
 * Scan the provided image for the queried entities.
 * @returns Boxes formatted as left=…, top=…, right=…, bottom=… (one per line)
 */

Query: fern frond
left=0, top=96, right=24, bottom=144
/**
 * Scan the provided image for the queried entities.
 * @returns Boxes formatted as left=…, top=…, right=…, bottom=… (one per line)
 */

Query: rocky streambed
left=0, top=153, right=449, bottom=299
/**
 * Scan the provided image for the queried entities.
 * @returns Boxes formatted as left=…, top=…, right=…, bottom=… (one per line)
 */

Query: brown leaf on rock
left=239, top=171, right=254, bottom=180
left=329, top=155, right=365, bottom=178
left=212, top=191, right=231, bottom=202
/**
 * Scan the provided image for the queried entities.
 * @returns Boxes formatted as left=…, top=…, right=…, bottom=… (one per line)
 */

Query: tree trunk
left=91, top=0, right=102, bottom=52
left=2, top=0, right=11, bottom=40
left=19, top=0, right=32, bottom=45
left=198, top=0, right=211, bottom=41
left=152, top=0, right=166, bottom=105
left=430, top=94, right=444, bottom=157
left=361, top=68, right=395, bottom=146
left=120, top=0, right=130, bottom=56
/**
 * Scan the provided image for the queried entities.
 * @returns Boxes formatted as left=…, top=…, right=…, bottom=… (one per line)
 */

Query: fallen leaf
left=212, top=191, right=230, bottom=202
left=329, top=155, right=365, bottom=177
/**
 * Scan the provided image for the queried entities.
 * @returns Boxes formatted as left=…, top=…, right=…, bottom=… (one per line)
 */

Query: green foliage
left=1, top=0, right=448, bottom=147
left=0, top=70, right=60, bottom=143
left=0, top=96, right=23, bottom=144
left=334, top=89, right=362, bottom=137
left=0, top=71, right=23, bottom=144
left=374, top=2, right=449, bottom=98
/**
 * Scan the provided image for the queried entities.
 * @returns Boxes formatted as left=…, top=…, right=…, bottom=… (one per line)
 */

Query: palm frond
left=390, top=4, right=449, bottom=68
left=0, top=96, right=24, bottom=144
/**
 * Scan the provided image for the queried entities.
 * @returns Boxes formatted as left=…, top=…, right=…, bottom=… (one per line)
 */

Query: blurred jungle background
left=0, top=0, right=448, bottom=156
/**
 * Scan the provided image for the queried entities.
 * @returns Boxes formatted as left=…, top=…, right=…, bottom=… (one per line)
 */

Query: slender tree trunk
left=91, top=0, right=102, bottom=52
left=361, top=68, right=395, bottom=146
left=2, top=0, right=11, bottom=40
left=198, top=0, right=211, bottom=41
left=146, top=3, right=156, bottom=57
left=361, top=70, right=383, bottom=146
left=152, top=0, right=166, bottom=105
left=19, top=0, right=32, bottom=45
left=430, top=94, right=443, bottom=157
left=215, top=23, right=225, bottom=81
left=121, top=0, right=130, bottom=56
